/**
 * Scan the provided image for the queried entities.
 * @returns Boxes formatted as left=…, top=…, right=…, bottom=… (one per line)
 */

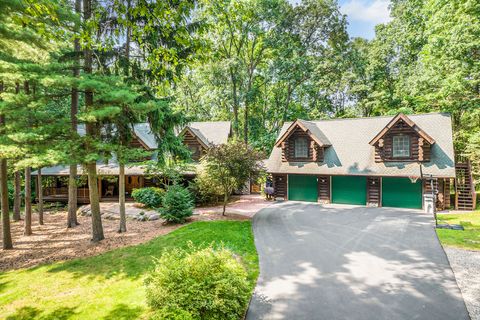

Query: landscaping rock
left=148, top=214, right=160, bottom=221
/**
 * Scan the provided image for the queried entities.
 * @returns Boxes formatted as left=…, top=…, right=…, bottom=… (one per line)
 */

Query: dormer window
left=392, top=135, right=410, bottom=158
left=295, top=137, right=308, bottom=158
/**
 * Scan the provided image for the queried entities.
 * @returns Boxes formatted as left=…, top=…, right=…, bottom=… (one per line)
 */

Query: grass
left=0, top=220, right=258, bottom=320
left=437, top=210, right=480, bottom=250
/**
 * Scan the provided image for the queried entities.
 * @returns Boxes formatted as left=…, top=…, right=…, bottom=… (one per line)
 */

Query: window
left=294, top=138, right=308, bottom=158
left=188, top=144, right=201, bottom=159
left=392, top=135, right=410, bottom=158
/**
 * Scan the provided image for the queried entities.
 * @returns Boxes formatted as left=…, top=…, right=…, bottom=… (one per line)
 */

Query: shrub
left=159, top=185, right=193, bottom=223
left=189, top=170, right=223, bottom=206
left=144, top=244, right=250, bottom=320
left=131, top=187, right=164, bottom=208
left=150, top=307, right=193, bottom=320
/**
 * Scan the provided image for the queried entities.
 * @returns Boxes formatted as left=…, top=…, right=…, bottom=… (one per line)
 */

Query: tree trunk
left=24, top=167, right=32, bottom=236
left=222, top=192, right=228, bottom=216
left=67, top=165, right=79, bottom=227
left=118, top=7, right=130, bottom=233
left=87, top=162, right=104, bottom=241
left=244, top=102, right=249, bottom=144
left=13, top=171, right=21, bottom=221
left=118, top=163, right=126, bottom=233
left=37, top=168, right=43, bottom=225
left=67, top=0, right=81, bottom=228
left=0, top=158, right=12, bottom=249
left=230, top=69, right=240, bottom=137
left=0, top=81, right=12, bottom=249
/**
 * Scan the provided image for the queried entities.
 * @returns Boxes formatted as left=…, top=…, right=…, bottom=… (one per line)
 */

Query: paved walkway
left=194, top=194, right=273, bottom=218
left=247, top=202, right=470, bottom=320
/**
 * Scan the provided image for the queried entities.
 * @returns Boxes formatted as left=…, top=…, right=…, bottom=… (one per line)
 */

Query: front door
left=125, top=176, right=141, bottom=197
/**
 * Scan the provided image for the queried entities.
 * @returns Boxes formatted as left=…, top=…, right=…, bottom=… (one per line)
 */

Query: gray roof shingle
left=184, top=121, right=231, bottom=146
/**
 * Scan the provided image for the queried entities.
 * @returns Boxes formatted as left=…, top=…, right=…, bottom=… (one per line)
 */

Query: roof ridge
left=305, top=112, right=450, bottom=123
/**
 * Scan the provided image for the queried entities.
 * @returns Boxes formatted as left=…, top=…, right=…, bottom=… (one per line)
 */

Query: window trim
left=392, top=135, right=411, bottom=158
left=294, top=137, right=309, bottom=158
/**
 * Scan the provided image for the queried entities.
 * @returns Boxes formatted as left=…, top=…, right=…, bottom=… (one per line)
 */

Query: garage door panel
left=332, top=176, right=366, bottom=205
left=288, top=175, right=318, bottom=202
left=382, top=177, right=422, bottom=209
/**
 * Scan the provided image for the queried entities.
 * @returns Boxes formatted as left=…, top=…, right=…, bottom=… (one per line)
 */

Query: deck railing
left=43, top=187, right=89, bottom=199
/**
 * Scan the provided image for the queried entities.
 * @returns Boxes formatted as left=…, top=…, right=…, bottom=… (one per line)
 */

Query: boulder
left=148, top=214, right=160, bottom=221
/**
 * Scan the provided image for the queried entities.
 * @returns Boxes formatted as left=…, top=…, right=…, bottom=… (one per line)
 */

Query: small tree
left=202, top=141, right=264, bottom=215
left=160, top=185, right=193, bottom=223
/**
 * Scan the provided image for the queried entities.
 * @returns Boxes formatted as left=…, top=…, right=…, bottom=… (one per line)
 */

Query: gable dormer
left=274, top=119, right=331, bottom=163
left=180, top=126, right=210, bottom=161
left=369, top=113, right=435, bottom=162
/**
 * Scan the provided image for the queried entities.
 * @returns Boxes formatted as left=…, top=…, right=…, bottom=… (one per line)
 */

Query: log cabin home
left=266, top=113, right=476, bottom=210
left=32, top=121, right=232, bottom=203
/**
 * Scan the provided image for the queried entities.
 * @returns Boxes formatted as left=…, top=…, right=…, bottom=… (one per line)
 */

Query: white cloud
left=340, top=0, right=392, bottom=24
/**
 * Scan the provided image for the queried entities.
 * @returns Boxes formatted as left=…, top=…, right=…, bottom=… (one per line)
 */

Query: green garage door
left=288, top=175, right=318, bottom=202
left=332, top=176, right=367, bottom=205
left=382, top=177, right=422, bottom=209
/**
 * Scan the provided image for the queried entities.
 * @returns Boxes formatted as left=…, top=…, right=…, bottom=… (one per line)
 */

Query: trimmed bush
left=144, top=244, right=250, bottom=320
left=159, top=185, right=193, bottom=223
left=150, top=307, right=194, bottom=320
left=131, top=187, right=164, bottom=208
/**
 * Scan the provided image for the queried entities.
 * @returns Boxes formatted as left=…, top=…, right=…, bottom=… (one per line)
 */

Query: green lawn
left=437, top=211, right=480, bottom=250
left=0, top=221, right=258, bottom=320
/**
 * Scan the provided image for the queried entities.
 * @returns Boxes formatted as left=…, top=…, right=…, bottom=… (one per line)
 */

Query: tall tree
left=82, top=0, right=104, bottom=242
left=0, top=80, right=12, bottom=249
left=67, top=0, right=82, bottom=228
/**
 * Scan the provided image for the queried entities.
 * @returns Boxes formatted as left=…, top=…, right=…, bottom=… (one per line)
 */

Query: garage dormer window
left=392, top=135, right=410, bottom=158
left=295, top=137, right=308, bottom=158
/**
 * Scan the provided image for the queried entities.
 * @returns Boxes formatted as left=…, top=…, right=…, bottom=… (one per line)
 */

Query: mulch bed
left=0, top=210, right=249, bottom=272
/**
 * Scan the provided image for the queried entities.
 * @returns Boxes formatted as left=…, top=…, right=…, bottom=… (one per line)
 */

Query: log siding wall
left=182, top=131, right=206, bottom=161
left=273, top=174, right=288, bottom=199
left=318, top=175, right=330, bottom=203
left=367, top=177, right=381, bottom=206
left=424, top=178, right=450, bottom=210
left=374, top=120, right=431, bottom=162
left=281, top=127, right=324, bottom=163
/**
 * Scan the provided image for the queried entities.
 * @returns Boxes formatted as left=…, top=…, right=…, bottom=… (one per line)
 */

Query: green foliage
left=131, top=187, right=164, bottom=209
left=150, top=307, right=194, bottom=320
left=144, top=244, right=251, bottom=320
left=437, top=212, right=480, bottom=250
left=160, top=185, right=194, bottom=223
left=0, top=221, right=258, bottom=320
left=202, top=140, right=264, bottom=212
left=190, top=170, right=224, bottom=206
left=174, top=0, right=349, bottom=150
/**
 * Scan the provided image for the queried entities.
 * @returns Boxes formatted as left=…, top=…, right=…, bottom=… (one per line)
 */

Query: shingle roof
left=267, top=113, right=455, bottom=178
left=184, top=121, right=231, bottom=146
left=32, top=163, right=198, bottom=176
left=133, top=123, right=157, bottom=149
left=78, top=121, right=231, bottom=149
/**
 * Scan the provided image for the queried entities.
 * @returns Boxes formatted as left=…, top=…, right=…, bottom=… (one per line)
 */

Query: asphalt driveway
left=247, top=202, right=470, bottom=320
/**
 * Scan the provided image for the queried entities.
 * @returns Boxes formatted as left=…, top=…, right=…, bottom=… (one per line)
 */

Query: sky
left=338, top=0, right=392, bottom=39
